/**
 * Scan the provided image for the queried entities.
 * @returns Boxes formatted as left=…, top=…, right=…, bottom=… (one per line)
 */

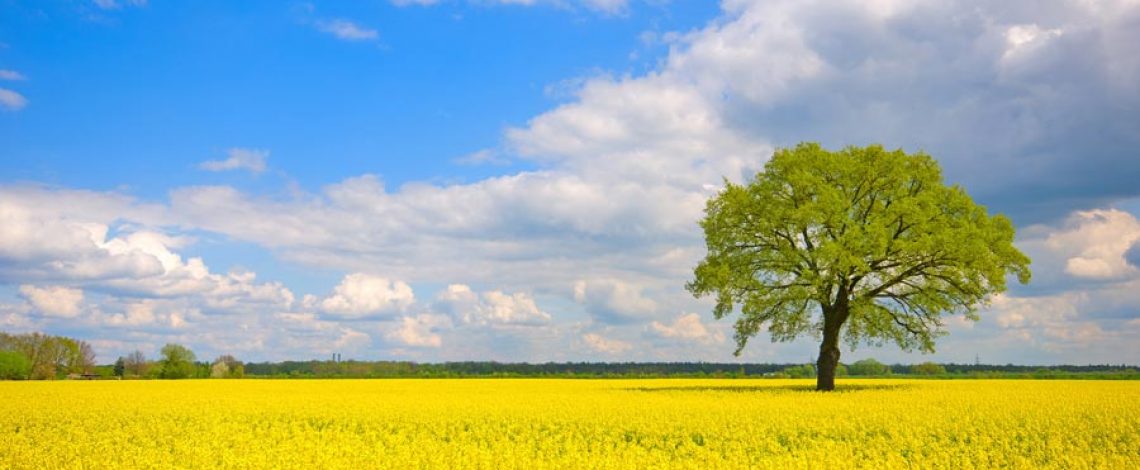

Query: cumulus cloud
left=386, top=314, right=450, bottom=347
left=198, top=148, right=268, bottom=174
left=1014, top=209, right=1140, bottom=286
left=573, top=279, right=657, bottom=323
left=102, top=301, right=159, bottom=327
left=316, top=19, right=379, bottom=42
left=581, top=332, right=631, bottom=354
left=316, top=273, right=414, bottom=318
left=0, top=88, right=27, bottom=111
left=19, top=285, right=84, bottom=318
left=0, top=186, right=293, bottom=330
left=1048, top=210, right=1140, bottom=279
left=649, top=313, right=724, bottom=344
left=334, top=328, right=372, bottom=350
left=435, top=284, right=551, bottom=326
left=980, top=291, right=1139, bottom=357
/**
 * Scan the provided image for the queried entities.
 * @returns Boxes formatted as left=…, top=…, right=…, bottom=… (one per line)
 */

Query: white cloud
left=454, top=148, right=510, bottom=166
left=0, top=302, right=36, bottom=330
left=391, top=0, right=627, bottom=15
left=390, top=0, right=440, bottom=6
left=317, top=273, right=415, bottom=318
left=981, top=291, right=1134, bottom=354
left=649, top=313, right=724, bottom=343
left=92, top=0, right=147, bottom=10
left=573, top=279, right=657, bottom=323
left=435, top=284, right=551, bottom=326
left=0, top=187, right=293, bottom=319
left=1002, top=24, right=1065, bottom=62
left=316, top=19, right=379, bottom=42
left=103, top=301, right=159, bottom=327
left=0, top=88, right=27, bottom=111
left=334, top=328, right=372, bottom=350
left=387, top=314, right=450, bottom=347
left=477, top=290, right=551, bottom=325
left=581, top=332, right=631, bottom=354
left=19, top=285, right=84, bottom=318
left=0, top=70, right=25, bottom=81
left=582, top=0, right=627, bottom=14
left=1036, top=209, right=1140, bottom=280
left=198, top=148, right=268, bottom=174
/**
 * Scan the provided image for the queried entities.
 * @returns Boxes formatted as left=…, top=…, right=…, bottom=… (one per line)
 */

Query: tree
left=848, top=358, right=890, bottom=376
left=0, top=350, right=32, bottom=380
left=211, top=355, right=243, bottom=378
left=62, top=339, right=96, bottom=375
left=113, top=357, right=126, bottom=378
left=782, top=364, right=816, bottom=378
left=688, top=143, right=1031, bottom=391
left=835, top=363, right=848, bottom=377
left=911, top=361, right=947, bottom=375
left=1, top=332, right=69, bottom=379
left=159, top=343, right=196, bottom=379
left=124, top=350, right=148, bottom=377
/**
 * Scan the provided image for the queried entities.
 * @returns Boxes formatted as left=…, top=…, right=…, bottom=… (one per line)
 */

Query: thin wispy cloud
left=315, top=19, right=378, bottom=42
left=92, top=0, right=148, bottom=10
left=390, top=0, right=628, bottom=15
left=0, top=89, right=27, bottom=111
left=390, top=0, right=440, bottom=6
left=454, top=149, right=510, bottom=166
left=0, top=70, right=25, bottom=81
left=198, top=148, right=269, bottom=174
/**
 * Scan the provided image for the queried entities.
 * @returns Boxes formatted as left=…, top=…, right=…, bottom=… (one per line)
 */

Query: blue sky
left=2, top=0, right=1139, bottom=365
left=1, top=1, right=716, bottom=194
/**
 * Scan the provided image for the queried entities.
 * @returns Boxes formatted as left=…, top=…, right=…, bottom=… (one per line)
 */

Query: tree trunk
left=816, top=309, right=844, bottom=391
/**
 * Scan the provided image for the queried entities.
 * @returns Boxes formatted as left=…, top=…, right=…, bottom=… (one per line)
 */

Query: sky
left=1, top=0, right=1139, bottom=366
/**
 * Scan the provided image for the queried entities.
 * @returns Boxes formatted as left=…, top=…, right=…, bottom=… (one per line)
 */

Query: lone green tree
left=159, top=343, right=196, bottom=379
left=688, top=143, right=1030, bottom=391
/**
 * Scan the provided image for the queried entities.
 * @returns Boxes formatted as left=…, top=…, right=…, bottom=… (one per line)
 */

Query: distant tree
left=159, top=344, right=196, bottom=379
left=2, top=332, right=69, bottom=379
left=210, top=361, right=228, bottom=378
left=848, top=358, right=890, bottom=376
left=0, top=350, right=32, bottom=380
left=782, top=364, right=816, bottom=378
left=124, top=350, right=149, bottom=377
left=113, top=357, right=126, bottom=378
left=688, top=143, right=1031, bottom=390
left=911, top=361, right=947, bottom=375
left=211, top=355, right=244, bottom=378
left=62, top=339, right=96, bottom=375
left=835, top=363, right=848, bottom=377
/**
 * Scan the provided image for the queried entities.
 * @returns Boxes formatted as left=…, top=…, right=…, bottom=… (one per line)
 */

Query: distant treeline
left=0, top=332, right=96, bottom=379
left=240, top=359, right=1140, bottom=379
left=2, top=330, right=1137, bottom=380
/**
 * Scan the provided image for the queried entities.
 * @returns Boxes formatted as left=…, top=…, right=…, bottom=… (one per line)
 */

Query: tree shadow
left=625, top=383, right=912, bottom=394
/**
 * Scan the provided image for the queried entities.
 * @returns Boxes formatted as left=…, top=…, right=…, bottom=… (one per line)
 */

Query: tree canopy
left=688, top=143, right=1031, bottom=390
left=159, top=343, right=196, bottom=379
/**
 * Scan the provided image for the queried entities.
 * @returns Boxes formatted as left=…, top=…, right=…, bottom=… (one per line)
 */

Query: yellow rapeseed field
left=1, top=379, right=1137, bottom=469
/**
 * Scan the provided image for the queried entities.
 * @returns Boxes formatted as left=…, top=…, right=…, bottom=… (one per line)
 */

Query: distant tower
left=975, top=354, right=981, bottom=366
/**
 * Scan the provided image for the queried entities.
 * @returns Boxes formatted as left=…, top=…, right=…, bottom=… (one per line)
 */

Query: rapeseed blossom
left=0, top=379, right=1136, bottom=468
